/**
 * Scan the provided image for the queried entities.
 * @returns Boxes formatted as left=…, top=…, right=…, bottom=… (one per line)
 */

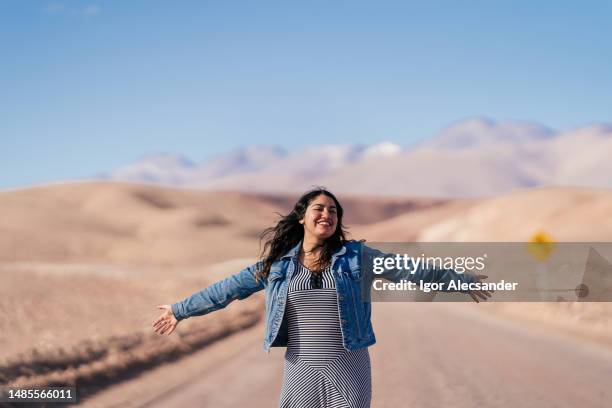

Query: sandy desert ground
left=1, top=182, right=611, bottom=406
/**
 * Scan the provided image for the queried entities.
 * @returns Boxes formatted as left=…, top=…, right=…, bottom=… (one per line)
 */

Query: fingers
left=153, top=305, right=178, bottom=335
left=468, top=290, right=493, bottom=302
left=153, top=314, right=165, bottom=326
left=159, top=321, right=176, bottom=335
left=153, top=318, right=166, bottom=331
left=153, top=317, right=165, bottom=333
left=471, top=289, right=493, bottom=301
left=476, top=291, right=488, bottom=301
left=153, top=308, right=168, bottom=334
left=469, top=275, right=494, bottom=303
left=154, top=319, right=172, bottom=335
left=153, top=305, right=172, bottom=327
left=153, top=313, right=168, bottom=328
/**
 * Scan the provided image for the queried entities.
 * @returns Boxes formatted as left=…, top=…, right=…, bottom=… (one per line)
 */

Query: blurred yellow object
left=527, top=231, right=555, bottom=261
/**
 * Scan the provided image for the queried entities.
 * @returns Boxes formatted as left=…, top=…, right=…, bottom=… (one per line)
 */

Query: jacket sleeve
left=171, top=261, right=265, bottom=321
left=362, top=244, right=476, bottom=292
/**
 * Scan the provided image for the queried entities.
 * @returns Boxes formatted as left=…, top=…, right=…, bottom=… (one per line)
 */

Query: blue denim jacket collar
left=280, top=241, right=301, bottom=259
left=280, top=240, right=347, bottom=260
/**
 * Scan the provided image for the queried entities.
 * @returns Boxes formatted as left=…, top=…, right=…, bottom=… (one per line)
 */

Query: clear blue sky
left=1, top=0, right=611, bottom=189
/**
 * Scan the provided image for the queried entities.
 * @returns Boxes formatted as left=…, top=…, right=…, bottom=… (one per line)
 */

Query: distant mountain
left=109, top=154, right=196, bottom=185
left=104, top=118, right=612, bottom=197
left=421, top=117, right=555, bottom=150
left=197, top=145, right=288, bottom=179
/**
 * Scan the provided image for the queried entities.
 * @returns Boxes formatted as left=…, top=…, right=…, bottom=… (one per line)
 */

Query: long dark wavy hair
left=256, top=188, right=348, bottom=281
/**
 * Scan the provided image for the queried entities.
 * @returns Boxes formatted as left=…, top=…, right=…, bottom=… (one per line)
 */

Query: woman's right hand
left=153, top=304, right=179, bottom=335
left=467, top=275, right=493, bottom=303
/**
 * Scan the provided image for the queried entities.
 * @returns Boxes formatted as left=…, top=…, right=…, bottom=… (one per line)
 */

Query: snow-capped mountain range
left=103, top=118, right=612, bottom=197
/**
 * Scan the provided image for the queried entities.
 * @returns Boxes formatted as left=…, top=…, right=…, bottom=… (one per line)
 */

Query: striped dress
left=279, top=263, right=372, bottom=408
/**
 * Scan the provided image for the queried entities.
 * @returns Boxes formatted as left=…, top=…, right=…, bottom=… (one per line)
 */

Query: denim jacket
left=171, top=240, right=476, bottom=352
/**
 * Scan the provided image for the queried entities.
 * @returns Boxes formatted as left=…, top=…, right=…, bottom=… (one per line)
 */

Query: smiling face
left=299, top=193, right=338, bottom=243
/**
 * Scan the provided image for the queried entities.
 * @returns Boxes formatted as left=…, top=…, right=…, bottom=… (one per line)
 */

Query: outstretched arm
left=170, top=261, right=265, bottom=321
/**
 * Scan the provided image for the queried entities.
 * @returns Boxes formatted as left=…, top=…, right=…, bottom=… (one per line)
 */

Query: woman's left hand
left=468, top=274, right=493, bottom=303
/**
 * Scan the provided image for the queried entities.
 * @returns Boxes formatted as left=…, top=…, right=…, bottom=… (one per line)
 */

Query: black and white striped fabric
left=279, top=263, right=372, bottom=408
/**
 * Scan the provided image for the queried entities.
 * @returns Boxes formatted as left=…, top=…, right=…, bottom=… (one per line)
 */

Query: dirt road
left=84, top=303, right=612, bottom=407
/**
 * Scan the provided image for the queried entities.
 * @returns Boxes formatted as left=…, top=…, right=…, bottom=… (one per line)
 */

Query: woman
left=153, top=188, right=491, bottom=407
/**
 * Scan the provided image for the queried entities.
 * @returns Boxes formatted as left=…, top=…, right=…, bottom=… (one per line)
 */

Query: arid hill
left=0, top=181, right=443, bottom=265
